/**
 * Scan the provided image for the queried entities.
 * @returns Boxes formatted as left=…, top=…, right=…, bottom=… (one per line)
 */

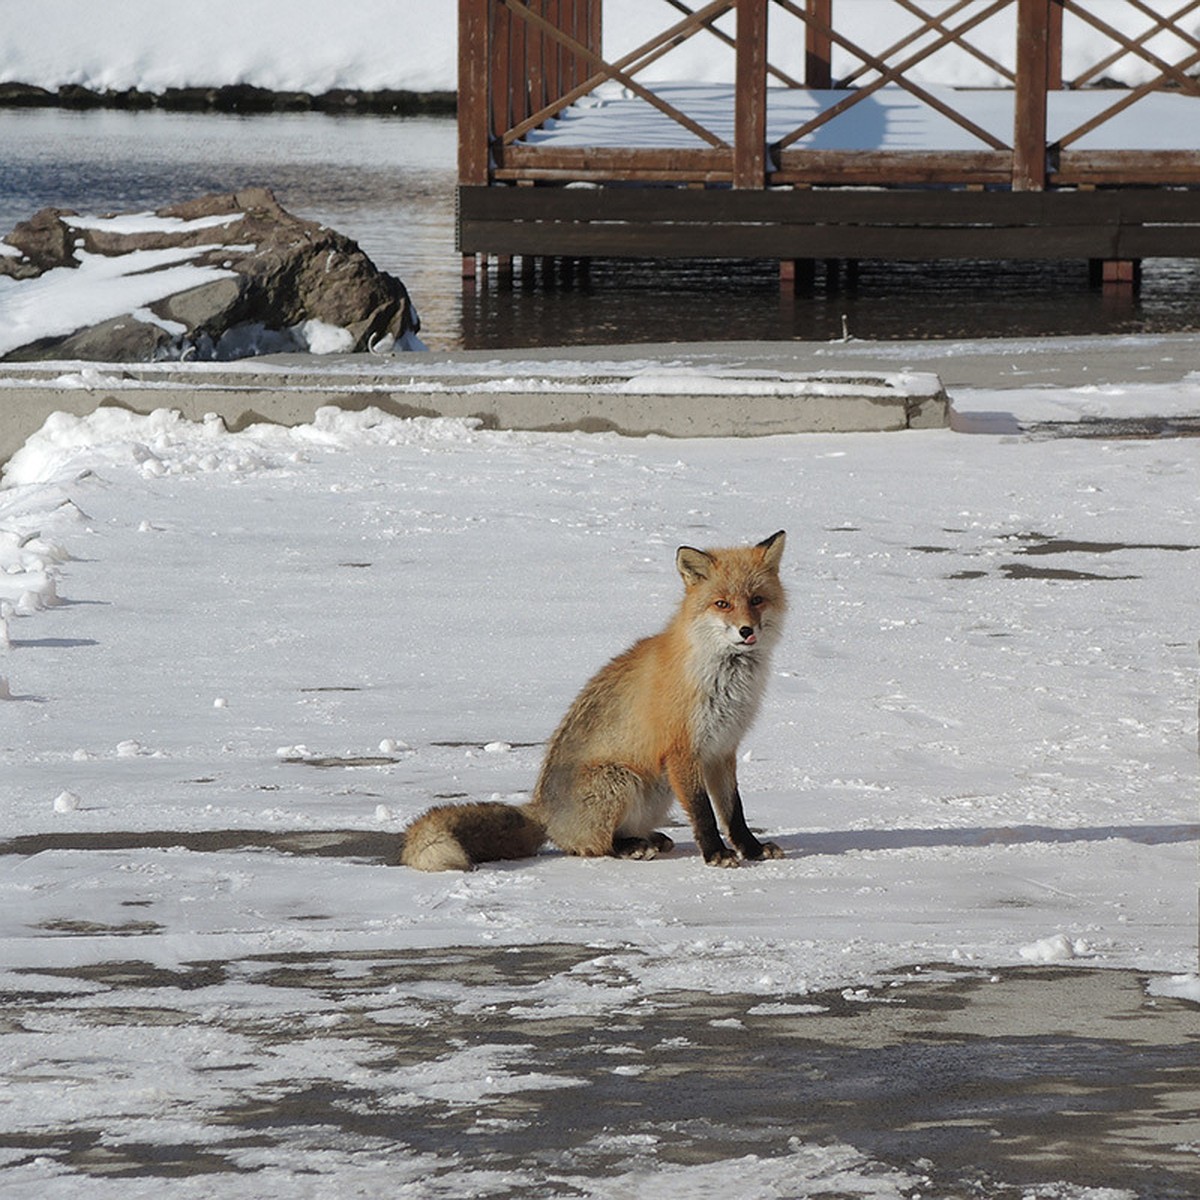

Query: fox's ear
left=757, top=530, right=786, bottom=570
left=676, top=545, right=714, bottom=586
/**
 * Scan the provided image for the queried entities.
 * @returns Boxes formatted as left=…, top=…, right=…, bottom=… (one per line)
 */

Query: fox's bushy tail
left=399, top=800, right=547, bottom=871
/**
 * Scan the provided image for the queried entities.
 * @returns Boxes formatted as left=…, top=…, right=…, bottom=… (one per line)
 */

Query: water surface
left=3, top=107, right=1199, bottom=351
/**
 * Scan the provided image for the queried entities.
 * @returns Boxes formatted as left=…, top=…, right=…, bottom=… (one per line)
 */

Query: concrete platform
left=5, top=331, right=1200, bottom=466
left=0, top=352, right=949, bottom=466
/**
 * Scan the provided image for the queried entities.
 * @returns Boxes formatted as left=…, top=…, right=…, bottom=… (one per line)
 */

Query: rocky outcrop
left=0, top=82, right=456, bottom=115
left=0, top=188, right=423, bottom=361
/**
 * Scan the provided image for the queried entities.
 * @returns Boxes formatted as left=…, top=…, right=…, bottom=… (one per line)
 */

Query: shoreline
left=0, top=80, right=456, bottom=116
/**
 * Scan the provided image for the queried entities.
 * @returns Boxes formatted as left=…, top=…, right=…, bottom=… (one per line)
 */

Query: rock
left=0, top=82, right=56, bottom=106
left=0, top=187, right=422, bottom=362
left=56, top=84, right=106, bottom=109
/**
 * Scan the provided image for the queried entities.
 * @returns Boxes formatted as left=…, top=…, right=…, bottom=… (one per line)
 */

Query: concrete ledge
left=0, top=358, right=948, bottom=465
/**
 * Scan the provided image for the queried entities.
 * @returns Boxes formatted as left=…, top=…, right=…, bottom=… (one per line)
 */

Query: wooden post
left=459, top=0, right=491, bottom=186
left=780, top=258, right=816, bottom=294
left=491, top=1, right=511, bottom=136
left=1102, top=259, right=1141, bottom=290
left=528, top=0, right=546, bottom=119
left=589, top=0, right=602, bottom=68
left=1013, top=0, right=1049, bottom=191
left=1047, top=0, right=1063, bottom=90
left=510, top=0, right=528, bottom=127
left=735, top=0, right=768, bottom=189
left=805, top=0, right=833, bottom=88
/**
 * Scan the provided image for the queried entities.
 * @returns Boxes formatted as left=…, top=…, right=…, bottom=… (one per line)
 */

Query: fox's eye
left=713, top=599, right=732, bottom=610
left=750, top=595, right=765, bottom=607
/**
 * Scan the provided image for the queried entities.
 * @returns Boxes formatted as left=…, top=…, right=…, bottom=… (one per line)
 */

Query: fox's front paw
left=735, top=839, right=785, bottom=861
left=705, top=848, right=741, bottom=868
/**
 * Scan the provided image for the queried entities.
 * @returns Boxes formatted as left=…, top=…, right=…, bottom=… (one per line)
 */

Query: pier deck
left=457, top=1, right=1200, bottom=275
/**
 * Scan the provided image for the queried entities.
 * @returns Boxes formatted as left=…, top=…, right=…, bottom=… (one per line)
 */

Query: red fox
left=400, top=531, right=786, bottom=871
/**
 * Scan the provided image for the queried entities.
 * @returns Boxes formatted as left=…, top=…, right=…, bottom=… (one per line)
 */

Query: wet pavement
left=4, top=939, right=1198, bottom=1197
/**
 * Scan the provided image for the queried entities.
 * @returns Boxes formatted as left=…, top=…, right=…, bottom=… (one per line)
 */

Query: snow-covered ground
left=3, top=5, right=1200, bottom=1193
left=5, top=379, right=1196, bottom=983
left=3, top=0, right=1195, bottom=94
left=0, top=356, right=1196, bottom=1193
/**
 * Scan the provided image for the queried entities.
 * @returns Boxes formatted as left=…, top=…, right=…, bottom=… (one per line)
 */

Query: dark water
left=3, top=106, right=1200, bottom=351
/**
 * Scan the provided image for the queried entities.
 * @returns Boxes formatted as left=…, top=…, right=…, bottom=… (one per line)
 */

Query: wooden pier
left=457, top=0, right=1200, bottom=285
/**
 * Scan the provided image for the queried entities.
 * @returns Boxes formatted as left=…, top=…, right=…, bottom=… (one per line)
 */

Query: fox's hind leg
left=613, top=830, right=675, bottom=860
left=542, top=765, right=673, bottom=859
left=613, top=775, right=675, bottom=859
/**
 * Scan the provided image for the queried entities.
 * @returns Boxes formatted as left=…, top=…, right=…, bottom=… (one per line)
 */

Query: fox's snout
left=711, top=611, right=766, bottom=648
left=726, top=619, right=759, bottom=648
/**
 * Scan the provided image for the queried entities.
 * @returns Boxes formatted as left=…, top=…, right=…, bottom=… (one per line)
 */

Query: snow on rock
left=0, top=188, right=421, bottom=362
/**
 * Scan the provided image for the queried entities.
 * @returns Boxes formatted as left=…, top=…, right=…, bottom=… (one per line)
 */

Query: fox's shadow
left=769, top=823, right=1197, bottom=857
left=0, top=822, right=1193, bottom=866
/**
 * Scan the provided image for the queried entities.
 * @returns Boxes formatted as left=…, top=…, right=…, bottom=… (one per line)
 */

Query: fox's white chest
left=689, top=648, right=767, bottom=755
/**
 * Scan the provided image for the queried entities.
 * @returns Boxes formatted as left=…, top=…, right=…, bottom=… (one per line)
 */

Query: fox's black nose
left=738, top=626, right=754, bottom=639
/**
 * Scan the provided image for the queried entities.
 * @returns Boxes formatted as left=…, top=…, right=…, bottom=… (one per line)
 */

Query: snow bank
left=1, top=404, right=482, bottom=488
left=0, top=480, right=71, bottom=614
left=0, top=0, right=459, bottom=94
left=0, top=1, right=1191, bottom=94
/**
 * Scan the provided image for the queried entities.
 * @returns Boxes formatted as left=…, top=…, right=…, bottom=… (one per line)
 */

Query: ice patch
left=396, top=1043, right=586, bottom=1105
left=1147, top=973, right=1200, bottom=1003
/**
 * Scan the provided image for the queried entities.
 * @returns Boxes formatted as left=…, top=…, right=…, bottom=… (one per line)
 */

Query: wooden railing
left=461, top=0, right=606, bottom=184
left=459, top=0, right=1200, bottom=190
